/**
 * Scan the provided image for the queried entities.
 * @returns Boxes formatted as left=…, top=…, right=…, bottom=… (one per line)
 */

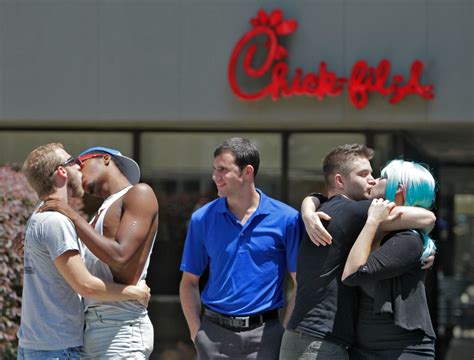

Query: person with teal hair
left=382, top=159, right=437, bottom=260
left=342, top=159, right=437, bottom=359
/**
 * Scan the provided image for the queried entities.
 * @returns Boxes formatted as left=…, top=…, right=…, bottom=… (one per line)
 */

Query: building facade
left=1, top=1, right=473, bottom=358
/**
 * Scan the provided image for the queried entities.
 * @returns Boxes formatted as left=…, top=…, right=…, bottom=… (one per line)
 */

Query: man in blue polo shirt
left=180, top=137, right=302, bottom=359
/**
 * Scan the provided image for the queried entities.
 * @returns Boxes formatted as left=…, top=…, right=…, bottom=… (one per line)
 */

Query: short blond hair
left=22, top=143, right=64, bottom=197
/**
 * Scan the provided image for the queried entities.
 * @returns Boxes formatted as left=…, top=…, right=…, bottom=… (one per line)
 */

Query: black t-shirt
left=288, top=195, right=371, bottom=347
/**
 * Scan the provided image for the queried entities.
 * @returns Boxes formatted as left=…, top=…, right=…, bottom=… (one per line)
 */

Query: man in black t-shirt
left=280, top=144, right=436, bottom=360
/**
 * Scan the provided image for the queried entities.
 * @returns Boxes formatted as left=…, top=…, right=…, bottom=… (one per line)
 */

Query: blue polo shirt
left=180, top=189, right=302, bottom=315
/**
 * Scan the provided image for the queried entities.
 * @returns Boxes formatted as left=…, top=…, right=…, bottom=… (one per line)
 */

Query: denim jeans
left=81, top=305, right=154, bottom=359
left=279, top=330, right=349, bottom=360
left=17, top=346, right=81, bottom=360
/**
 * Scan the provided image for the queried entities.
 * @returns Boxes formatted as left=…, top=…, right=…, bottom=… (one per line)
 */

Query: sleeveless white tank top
left=83, top=186, right=156, bottom=314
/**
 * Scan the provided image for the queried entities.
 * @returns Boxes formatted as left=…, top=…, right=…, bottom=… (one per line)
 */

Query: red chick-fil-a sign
left=228, top=9, right=435, bottom=109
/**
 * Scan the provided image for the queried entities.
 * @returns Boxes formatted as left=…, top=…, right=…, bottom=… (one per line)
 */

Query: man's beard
left=66, top=168, right=85, bottom=198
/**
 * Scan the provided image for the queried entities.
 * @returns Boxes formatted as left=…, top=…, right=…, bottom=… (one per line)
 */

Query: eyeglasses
left=51, top=156, right=82, bottom=176
left=75, top=153, right=104, bottom=170
left=51, top=153, right=104, bottom=176
left=61, top=156, right=78, bottom=168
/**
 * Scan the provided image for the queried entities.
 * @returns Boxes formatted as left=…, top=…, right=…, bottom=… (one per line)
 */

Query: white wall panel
left=427, top=0, right=473, bottom=124
left=3, top=0, right=98, bottom=120
left=98, top=0, right=180, bottom=120
left=0, top=0, right=472, bottom=128
left=344, top=0, right=428, bottom=126
left=180, top=1, right=260, bottom=124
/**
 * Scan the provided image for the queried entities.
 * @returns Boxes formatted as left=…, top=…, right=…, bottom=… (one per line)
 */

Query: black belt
left=203, top=307, right=279, bottom=331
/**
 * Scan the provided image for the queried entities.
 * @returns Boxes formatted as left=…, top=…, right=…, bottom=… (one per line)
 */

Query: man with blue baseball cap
left=41, top=145, right=159, bottom=359
left=77, top=146, right=141, bottom=185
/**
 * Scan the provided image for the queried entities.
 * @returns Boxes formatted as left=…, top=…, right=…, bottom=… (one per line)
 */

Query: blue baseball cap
left=78, top=146, right=141, bottom=185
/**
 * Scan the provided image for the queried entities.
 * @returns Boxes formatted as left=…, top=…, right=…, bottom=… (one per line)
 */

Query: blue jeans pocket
left=18, top=346, right=81, bottom=360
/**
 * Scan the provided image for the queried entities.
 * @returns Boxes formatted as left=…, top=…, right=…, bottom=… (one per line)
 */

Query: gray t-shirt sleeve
left=40, top=212, right=80, bottom=261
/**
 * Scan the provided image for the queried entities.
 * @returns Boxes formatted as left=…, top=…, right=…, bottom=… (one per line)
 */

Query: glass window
left=372, top=134, right=394, bottom=178
left=437, top=166, right=474, bottom=358
left=454, top=194, right=474, bottom=276
left=287, top=133, right=366, bottom=209
left=0, top=131, right=133, bottom=167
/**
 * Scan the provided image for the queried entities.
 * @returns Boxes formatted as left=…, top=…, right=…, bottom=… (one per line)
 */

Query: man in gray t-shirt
left=17, top=143, right=150, bottom=359
left=19, top=211, right=84, bottom=351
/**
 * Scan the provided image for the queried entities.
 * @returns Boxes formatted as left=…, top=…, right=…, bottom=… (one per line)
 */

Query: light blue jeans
left=81, top=305, right=154, bottom=359
left=279, top=330, right=349, bottom=360
left=17, top=346, right=81, bottom=360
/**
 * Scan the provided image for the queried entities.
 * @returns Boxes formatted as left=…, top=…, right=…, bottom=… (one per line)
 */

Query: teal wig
left=381, top=160, right=436, bottom=260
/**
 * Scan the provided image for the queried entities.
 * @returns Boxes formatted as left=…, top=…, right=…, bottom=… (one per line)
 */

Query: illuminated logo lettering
left=228, top=9, right=434, bottom=109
